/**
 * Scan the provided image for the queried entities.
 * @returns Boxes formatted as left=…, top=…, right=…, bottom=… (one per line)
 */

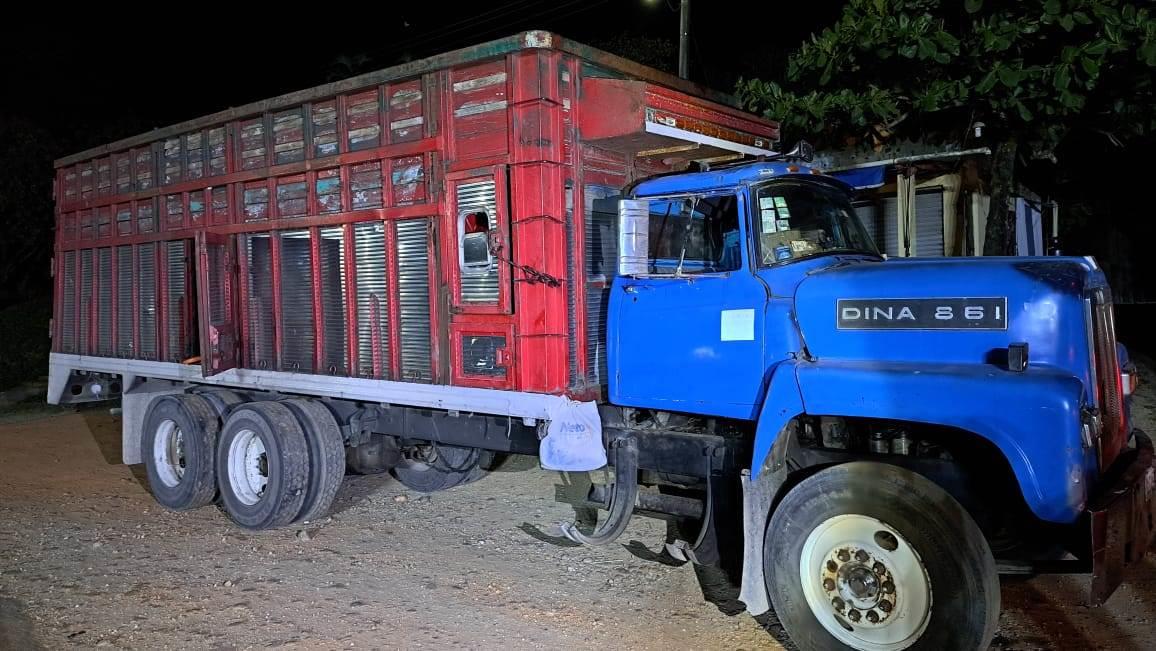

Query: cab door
left=609, top=190, right=768, bottom=419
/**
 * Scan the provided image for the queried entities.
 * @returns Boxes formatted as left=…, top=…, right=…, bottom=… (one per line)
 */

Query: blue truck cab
left=587, top=159, right=1155, bottom=649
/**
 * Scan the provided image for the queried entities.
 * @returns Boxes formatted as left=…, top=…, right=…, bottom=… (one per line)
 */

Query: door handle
left=622, top=284, right=651, bottom=293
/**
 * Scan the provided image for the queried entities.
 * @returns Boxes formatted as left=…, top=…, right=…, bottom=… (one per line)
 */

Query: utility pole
left=678, top=0, right=690, bottom=79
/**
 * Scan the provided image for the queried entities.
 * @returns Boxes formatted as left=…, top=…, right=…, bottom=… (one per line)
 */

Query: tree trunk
left=983, top=138, right=1018, bottom=256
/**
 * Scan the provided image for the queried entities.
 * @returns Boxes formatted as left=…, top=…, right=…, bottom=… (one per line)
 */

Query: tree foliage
left=737, top=0, right=1156, bottom=156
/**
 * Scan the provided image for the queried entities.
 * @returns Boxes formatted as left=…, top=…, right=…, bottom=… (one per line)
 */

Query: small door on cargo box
left=195, top=231, right=239, bottom=376
left=447, top=169, right=511, bottom=314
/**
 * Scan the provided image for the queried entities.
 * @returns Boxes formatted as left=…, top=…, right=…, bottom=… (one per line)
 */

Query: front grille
left=1092, top=291, right=1126, bottom=470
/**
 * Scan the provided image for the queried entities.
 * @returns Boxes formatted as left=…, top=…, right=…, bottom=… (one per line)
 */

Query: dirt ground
left=2, top=373, right=1156, bottom=650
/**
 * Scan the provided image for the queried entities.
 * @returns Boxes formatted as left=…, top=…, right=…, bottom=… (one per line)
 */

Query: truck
left=47, top=31, right=1155, bottom=650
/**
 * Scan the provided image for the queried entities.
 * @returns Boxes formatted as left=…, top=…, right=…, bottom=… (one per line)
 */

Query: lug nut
left=823, top=578, right=836, bottom=591
left=881, top=580, right=895, bottom=594
left=837, top=549, right=851, bottom=562
left=848, top=609, right=861, bottom=622
left=855, top=550, right=869, bottom=563
left=827, top=560, right=839, bottom=572
left=879, top=599, right=893, bottom=613
left=832, top=597, right=845, bottom=612
left=866, top=610, right=880, bottom=623
left=873, top=562, right=886, bottom=575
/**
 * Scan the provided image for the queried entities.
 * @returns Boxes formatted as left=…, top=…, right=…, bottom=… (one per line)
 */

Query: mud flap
left=1090, top=429, right=1156, bottom=604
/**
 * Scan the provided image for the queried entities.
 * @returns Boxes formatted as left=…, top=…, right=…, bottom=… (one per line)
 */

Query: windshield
left=755, top=180, right=878, bottom=265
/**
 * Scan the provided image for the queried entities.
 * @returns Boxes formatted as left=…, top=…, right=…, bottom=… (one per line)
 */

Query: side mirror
left=617, top=199, right=649, bottom=276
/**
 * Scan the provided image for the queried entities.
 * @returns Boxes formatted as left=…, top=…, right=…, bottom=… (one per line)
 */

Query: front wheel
left=391, top=443, right=492, bottom=493
left=765, top=461, right=999, bottom=651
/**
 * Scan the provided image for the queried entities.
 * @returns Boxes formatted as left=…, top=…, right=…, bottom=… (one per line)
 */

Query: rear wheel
left=765, top=462, right=999, bottom=651
left=216, top=402, right=310, bottom=530
left=282, top=399, right=345, bottom=524
left=142, top=394, right=220, bottom=511
left=391, top=443, right=492, bottom=493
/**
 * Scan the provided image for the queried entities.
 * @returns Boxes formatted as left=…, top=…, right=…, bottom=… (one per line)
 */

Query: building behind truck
left=47, top=31, right=1156, bottom=651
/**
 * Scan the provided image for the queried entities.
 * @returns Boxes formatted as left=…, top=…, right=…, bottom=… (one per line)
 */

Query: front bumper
left=1089, top=429, right=1156, bottom=604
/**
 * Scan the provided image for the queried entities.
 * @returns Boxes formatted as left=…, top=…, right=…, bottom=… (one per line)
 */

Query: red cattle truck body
left=48, top=31, right=777, bottom=454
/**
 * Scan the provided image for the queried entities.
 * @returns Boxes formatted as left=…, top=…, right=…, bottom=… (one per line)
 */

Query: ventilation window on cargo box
left=277, top=178, right=307, bottom=218
left=185, top=132, right=204, bottom=180
left=189, top=193, right=205, bottom=225
left=164, top=241, right=192, bottom=362
left=115, top=154, right=131, bottom=194
left=209, top=128, right=227, bottom=176
left=389, top=82, right=424, bottom=143
left=116, top=245, right=133, bottom=357
left=395, top=219, right=433, bottom=382
left=316, top=169, right=342, bottom=214
left=80, top=210, right=94, bottom=239
left=461, top=334, right=506, bottom=379
left=166, top=194, right=185, bottom=229
left=345, top=90, right=381, bottom=151
left=163, top=137, right=182, bottom=185
left=116, top=205, right=132, bottom=236
left=353, top=221, right=390, bottom=378
left=62, top=212, right=78, bottom=241
left=80, top=163, right=94, bottom=199
left=273, top=109, right=305, bottom=164
left=97, top=207, right=112, bottom=238
left=350, top=162, right=383, bottom=210
left=59, top=251, right=77, bottom=354
left=136, top=200, right=156, bottom=233
left=318, top=227, right=349, bottom=375
left=211, top=187, right=230, bottom=224
left=64, top=169, right=78, bottom=202
left=97, top=247, right=113, bottom=356
left=79, top=249, right=93, bottom=354
left=134, top=148, right=154, bottom=190
left=391, top=156, right=425, bottom=205
left=138, top=242, right=158, bottom=360
left=455, top=180, right=499, bottom=304
left=312, top=101, right=338, bottom=158
left=96, top=159, right=111, bottom=196
left=278, top=229, right=315, bottom=372
left=244, top=234, right=274, bottom=369
left=458, top=210, right=492, bottom=274
left=244, top=184, right=270, bottom=221
left=240, top=119, right=266, bottom=170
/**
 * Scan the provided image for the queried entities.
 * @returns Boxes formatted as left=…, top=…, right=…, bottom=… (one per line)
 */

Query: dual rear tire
left=141, top=394, right=345, bottom=529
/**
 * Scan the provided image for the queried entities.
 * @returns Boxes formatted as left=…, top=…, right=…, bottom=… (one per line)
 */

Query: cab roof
left=631, top=160, right=852, bottom=197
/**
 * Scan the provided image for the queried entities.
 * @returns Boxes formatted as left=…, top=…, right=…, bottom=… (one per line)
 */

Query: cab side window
left=646, top=194, right=740, bottom=275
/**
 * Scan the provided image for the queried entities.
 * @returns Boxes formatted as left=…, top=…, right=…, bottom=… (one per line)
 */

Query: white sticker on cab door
left=720, top=309, right=755, bottom=341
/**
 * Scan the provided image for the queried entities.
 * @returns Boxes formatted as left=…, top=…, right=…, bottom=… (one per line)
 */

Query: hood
left=793, top=256, right=1104, bottom=387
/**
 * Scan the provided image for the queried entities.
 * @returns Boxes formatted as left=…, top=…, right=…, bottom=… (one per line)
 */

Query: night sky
left=1, top=1, right=844, bottom=153
left=1, top=2, right=1152, bottom=332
